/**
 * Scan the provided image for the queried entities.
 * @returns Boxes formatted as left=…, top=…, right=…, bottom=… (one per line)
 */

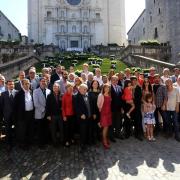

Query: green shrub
left=92, top=64, right=100, bottom=68
left=139, top=40, right=160, bottom=46
left=75, top=70, right=82, bottom=76
left=111, top=60, right=117, bottom=65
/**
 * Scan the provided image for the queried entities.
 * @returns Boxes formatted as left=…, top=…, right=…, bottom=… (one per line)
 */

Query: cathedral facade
left=28, top=0, right=126, bottom=49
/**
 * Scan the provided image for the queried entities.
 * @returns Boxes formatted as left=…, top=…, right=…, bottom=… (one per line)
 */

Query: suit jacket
left=56, top=79, right=67, bottom=95
left=33, top=87, right=51, bottom=119
left=27, top=76, right=39, bottom=90
left=15, top=81, right=22, bottom=91
left=111, top=85, right=123, bottom=112
left=46, top=93, right=62, bottom=117
left=1, top=90, right=18, bottom=121
left=50, top=73, right=61, bottom=85
left=14, top=89, right=34, bottom=122
left=133, top=85, right=142, bottom=109
left=74, top=92, right=92, bottom=119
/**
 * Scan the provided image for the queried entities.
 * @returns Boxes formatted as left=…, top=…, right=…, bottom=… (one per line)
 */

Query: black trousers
left=0, top=113, right=3, bottom=135
left=4, top=117, right=14, bottom=146
left=109, top=111, right=122, bottom=138
left=90, top=118, right=101, bottom=143
left=79, top=118, right=91, bottom=145
left=154, top=107, right=167, bottom=132
left=133, top=108, right=143, bottom=137
left=49, top=115, right=63, bottom=144
left=63, top=116, right=75, bottom=143
left=36, top=117, right=48, bottom=146
left=16, top=111, right=34, bottom=145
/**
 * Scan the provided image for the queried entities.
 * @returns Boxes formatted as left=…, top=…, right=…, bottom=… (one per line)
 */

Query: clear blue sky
left=0, top=0, right=145, bottom=35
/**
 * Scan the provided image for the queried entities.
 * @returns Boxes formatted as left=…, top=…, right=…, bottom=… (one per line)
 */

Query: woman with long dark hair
left=97, top=84, right=112, bottom=149
left=89, top=80, right=101, bottom=144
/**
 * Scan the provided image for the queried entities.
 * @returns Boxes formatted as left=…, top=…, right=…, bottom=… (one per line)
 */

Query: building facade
left=128, top=0, right=180, bottom=63
left=0, top=11, right=20, bottom=41
left=28, top=0, right=126, bottom=50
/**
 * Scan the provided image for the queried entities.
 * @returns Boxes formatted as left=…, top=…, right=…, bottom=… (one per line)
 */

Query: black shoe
left=110, top=138, right=116, bottom=143
left=135, top=136, right=143, bottom=141
left=175, top=137, right=180, bottom=142
left=124, top=134, right=130, bottom=139
left=64, top=142, right=70, bottom=147
left=80, top=144, right=87, bottom=152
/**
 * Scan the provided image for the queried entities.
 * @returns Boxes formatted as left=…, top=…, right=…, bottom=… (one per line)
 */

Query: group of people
left=0, top=63, right=180, bottom=151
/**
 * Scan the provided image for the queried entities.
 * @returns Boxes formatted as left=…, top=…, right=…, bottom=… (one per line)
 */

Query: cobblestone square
left=1, top=136, right=180, bottom=180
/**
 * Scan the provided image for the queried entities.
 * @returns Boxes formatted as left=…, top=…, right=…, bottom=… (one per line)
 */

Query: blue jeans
left=165, top=111, right=179, bottom=138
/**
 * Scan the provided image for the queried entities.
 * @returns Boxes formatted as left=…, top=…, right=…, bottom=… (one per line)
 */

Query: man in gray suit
left=0, top=80, right=18, bottom=150
left=33, top=77, right=51, bottom=148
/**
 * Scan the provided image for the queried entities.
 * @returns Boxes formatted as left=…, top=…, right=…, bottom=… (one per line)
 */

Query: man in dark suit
left=14, top=79, right=34, bottom=149
left=15, top=71, right=25, bottom=91
left=110, top=75, right=123, bottom=142
left=131, top=76, right=143, bottom=141
left=0, top=75, right=6, bottom=140
left=50, top=65, right=62, bottom=86
left=46, top=83, right=63, bottom=147
left=1, top=80, right=18, bottom=150
left=74, top=83, right=92, bottom=150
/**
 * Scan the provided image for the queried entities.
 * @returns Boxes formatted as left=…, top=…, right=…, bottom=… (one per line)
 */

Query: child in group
left=122, top=80, right=135, bottom=118
left=143, top=93, right=156, bottom=141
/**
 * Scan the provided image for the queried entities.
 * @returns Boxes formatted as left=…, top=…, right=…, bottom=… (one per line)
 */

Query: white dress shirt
left=24, top=89, right=34, bottom=111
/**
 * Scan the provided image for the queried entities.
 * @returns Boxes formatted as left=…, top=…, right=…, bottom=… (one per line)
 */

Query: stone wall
left=121, top=54, right=179, bottom=75
left=128, top=0, right=180, bottom=63
left=0, top=55, right=40, bottom=79
left=120, top=45, right=171, bottom=62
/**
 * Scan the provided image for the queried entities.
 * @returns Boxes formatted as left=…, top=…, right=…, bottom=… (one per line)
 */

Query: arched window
left=83, top=25, right=88, bottom=33
left=61, top=11, right=65, bottom=17
left=83, top=12, right=88, bottom=18
left=72, top=25, right=76, bottom=33
left=61, top=41, right=66, bottom=49
left=61, top=25, right=65, bottom=33
left=47, top=11, right=52, bottom=18
left=84, top=41, right=88, bottom=49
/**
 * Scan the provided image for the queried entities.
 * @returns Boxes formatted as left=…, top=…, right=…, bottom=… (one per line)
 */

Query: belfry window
left=96, top=13, right=100, bottom=19
left=154, top=27, right=158, bottom=39
left=83, top=26, right=88, bottom=33
left=61, top=25, right=65, bottom=33
left=72, top=25, right=76, bottom=33
left=47, top=11, right=52, bottom=18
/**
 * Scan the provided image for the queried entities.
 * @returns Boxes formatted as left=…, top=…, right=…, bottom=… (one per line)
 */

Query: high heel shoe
left=102, top=141, right=110, bottom=149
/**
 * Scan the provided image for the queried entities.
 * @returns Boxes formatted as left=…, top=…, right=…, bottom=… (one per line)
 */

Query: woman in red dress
left=97, top=84, right=112, bottom=149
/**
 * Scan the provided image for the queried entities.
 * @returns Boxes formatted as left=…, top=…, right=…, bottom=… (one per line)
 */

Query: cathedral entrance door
left=71, top=41, right=78, bottom=48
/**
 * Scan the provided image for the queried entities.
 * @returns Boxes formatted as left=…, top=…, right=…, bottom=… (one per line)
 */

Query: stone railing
left=0, top=55, right=41, bottom=79
left=91, top=46, right=125, bottom=57
left=120, top=45, right=171, bottom=62
left=123, top=54, right=178, bottom=72
left=0, top=45, right=34, bottom=54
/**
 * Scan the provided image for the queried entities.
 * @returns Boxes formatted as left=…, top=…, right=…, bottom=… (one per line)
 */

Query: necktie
left=42, top=89, right=46, bottom=99
left=115, top=86, right=118, bottom=94
left=10, top=93, right=13, bottom=101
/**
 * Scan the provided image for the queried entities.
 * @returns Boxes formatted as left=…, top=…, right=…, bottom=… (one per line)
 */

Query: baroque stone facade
left=0, top=11, right=20, bottom=41
left=127, top=0, right=180, bottom=63
left=28, top=0, right=126, bottom=49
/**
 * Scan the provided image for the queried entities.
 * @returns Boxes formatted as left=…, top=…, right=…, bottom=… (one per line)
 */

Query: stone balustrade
left=120, top=45, right=171, bottom=62
left=123, top=54, right=178, bottom=73
left=0, top=55, right=41, bottom=79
